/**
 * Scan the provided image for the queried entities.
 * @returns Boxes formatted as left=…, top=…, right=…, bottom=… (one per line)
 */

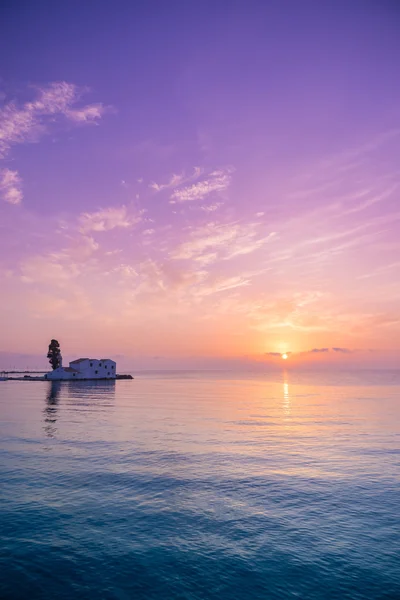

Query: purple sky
left=1, top=1, right=400, bottom=369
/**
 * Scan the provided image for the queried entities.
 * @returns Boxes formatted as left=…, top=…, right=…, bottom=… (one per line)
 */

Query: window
left=95, top=370, right=98, bottom=374
left=73, top=373, right=76, bottom=377
left=107, top=372, right=110, bottom=376
left=99, top=363, right=102, bottom=367
left=90, top=363, right=93, bottom=367
left=104, top=364, right=107, bottom=368
left=111, top=365, right=114, bottom=369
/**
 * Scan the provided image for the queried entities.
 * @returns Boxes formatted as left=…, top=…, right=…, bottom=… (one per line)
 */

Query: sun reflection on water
left=283, top=374, right=290, bottom=415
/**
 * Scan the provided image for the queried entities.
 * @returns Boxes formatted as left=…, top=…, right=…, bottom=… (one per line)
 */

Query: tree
left=47, top=339, right=62, bottom=370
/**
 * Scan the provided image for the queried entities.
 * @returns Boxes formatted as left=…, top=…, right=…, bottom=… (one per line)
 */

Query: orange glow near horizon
left=282, top=353, right=288, bottom=360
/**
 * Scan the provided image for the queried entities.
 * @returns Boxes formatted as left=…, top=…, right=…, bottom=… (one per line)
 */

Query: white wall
left=68, top=359, right=117, bottom=379
left=46, top=367, right=74, bottom=380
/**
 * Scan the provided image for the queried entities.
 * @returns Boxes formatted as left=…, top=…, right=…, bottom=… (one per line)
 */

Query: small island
left=2, top=340, right=133, bottom=381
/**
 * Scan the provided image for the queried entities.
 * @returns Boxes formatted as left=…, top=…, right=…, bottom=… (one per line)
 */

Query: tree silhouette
left=47, top=339, right=62, bottom=370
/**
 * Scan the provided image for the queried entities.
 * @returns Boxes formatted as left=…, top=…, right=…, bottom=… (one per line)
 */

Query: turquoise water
left=0, top=371, right=399, bottom=599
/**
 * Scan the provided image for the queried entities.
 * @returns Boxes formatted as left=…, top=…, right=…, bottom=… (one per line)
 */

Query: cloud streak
left=265, top=347, right=356, bottom=357
left=170, top=168, right=232, bottom=204
left=332, top=347, right=352, bottom=353
left=0, top=168, right=23, bottom=204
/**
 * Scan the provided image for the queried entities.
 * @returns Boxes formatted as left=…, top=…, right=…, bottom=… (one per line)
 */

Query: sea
left=0, top=370, right=399, bottom=600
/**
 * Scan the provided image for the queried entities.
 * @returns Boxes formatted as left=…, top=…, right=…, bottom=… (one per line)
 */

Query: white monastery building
left=46, top=358, right=116, bottom=380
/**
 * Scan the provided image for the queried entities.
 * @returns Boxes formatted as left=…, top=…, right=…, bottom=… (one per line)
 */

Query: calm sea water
left=1, top=370, right=399, bottom=599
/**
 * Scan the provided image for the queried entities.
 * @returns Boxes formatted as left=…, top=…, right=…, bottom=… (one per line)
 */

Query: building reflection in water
left=43, top=381, right=61, bottom=438
left=65, top=379, right=116, bottom=405
left=283, top=372, right=291, bottom=416
left=43, top=380, right=116, bottom=438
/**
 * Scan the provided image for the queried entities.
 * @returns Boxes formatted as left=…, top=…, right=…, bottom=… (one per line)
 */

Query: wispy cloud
left=149, top=173, right=185, bottom=192
left=78, top=206, right=141, bottom=233
left=20, top=253, right=81, bottom=285
left=194, top=275, right=251, bottom=297
left=332, top=347, right=352, bottom=353
left=225, top=232, right=276, bottom=260
left=0, top=168, right=22, bottom=204
left=200, top=202, right=223, bottom=212
left=172, top=221, right=275, bottom=262
left=66, top=103, right=106, bottom=123
left=291, top=129, right=400, bottom=197
left=172, top=222, right=241, bottom=260
left=18, top=231, right=101, bottom=286
left=128, top=258, right=206, bottom=297
left=341, top=185, right=397, bottom=215
left=356, top=261, right=400, bottom=280
left=170, top=168, right=233, bottom=204
left=0, top=81, right=107, bottom=158
left=150, top=167, right=203, bottom=192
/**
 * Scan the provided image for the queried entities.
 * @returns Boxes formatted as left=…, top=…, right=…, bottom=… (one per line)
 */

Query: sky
left=1, top=0, right=400, bottom=370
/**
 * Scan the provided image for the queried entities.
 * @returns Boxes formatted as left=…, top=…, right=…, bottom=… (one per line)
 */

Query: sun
left=282, top=353, right=288, bottom=360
